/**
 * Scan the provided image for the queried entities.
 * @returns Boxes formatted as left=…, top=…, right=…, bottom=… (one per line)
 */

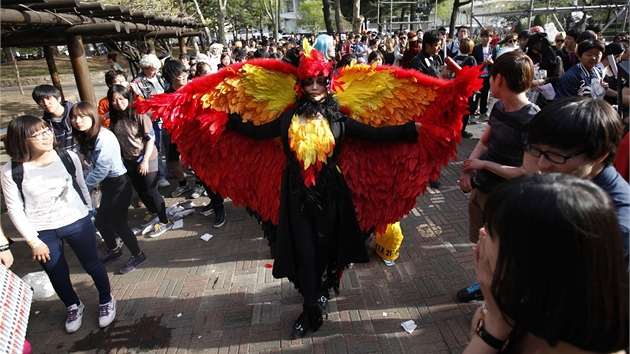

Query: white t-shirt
left=1, top=152, right=91, bottom=243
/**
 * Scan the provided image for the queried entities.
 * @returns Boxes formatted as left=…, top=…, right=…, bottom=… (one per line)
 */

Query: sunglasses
left=508, top=39, right=517, bottom=44
left=556, top=39, right=565, bottom=43
left=301, top=77, right=328, bottom=87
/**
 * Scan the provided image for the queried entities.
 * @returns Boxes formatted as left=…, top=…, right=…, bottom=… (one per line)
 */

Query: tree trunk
left=352, top=0, right=363, bottom=34
left=263, top=0, right=278, bottom=41
left=334, top=0, right=344, bottom=33
left=275, top=0, right=280, bottom=40
left=218, top=0, right=227, bottom=45
left=3, top=47, right=14, bottom=63
left=322, top=0, right=334, bottom=35
left=448, top=0, right=471, bottom=39
left=192, top=0, right=212, bottom=44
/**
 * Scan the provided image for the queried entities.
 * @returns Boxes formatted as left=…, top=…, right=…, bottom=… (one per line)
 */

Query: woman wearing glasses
left=0, top=116, right=115, bottom=333
left=497, top=33, right=519, bottom=58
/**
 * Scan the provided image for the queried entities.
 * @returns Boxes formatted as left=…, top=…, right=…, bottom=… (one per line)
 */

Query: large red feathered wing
left=335, top=63, right=483, bottom=233
left=135, top=59, right=297, bottom=224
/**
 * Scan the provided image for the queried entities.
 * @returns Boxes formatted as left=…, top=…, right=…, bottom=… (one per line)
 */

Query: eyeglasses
left=556, top=39, right=565, bottom=43
left=29, top=127, right=53, bottom=141
left=523, top=142, right=585, bottom=164
left=508, top=39, right=517, bottom=44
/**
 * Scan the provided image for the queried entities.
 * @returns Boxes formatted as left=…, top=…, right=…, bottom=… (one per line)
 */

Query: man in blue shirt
left=524, top=96, right=629, bottom=263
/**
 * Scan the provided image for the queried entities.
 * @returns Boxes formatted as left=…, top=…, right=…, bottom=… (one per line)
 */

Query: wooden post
left=66, top=35, right=96, bottom=105
left=43, top=45, right=65, bottom=101
left=147, top=38, right=156, bottom=55
left=13, top=57, right=24, bottom=95
left=178, top=37, right=187, bottom=54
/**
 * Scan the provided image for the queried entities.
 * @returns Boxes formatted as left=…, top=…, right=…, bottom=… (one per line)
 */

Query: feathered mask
left=296, top=39, right=342, bottom=98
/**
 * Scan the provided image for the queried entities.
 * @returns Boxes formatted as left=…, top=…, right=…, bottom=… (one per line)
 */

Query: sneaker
left=100, top=248, right=123, bottom=266
left=171, top=184, right=191, bottom=198
left=147, top=220, right=174, bottom=238
left=199, top=204, right=214, bottom=216
left=140, top=213, right=159, bottom=228
left=429, top=180, right=442, bottom=189
left=157, top=179, right=170, bottom=188
left=462, top=131, right=473, bottom=139
left=468, top=117, right=477, bottom=124
left=65, top=302, right=85, bottom=333
left=479, top=113, right=489, bottom=121
left=119, top=252, right=148, bottom=274
left=191, top=184, right=205, bottom=199
left=213, top=211, right=226, bottom=229
left=456, top=281, right=484, bottom=303
left=98, top=296, right=117, bottom=328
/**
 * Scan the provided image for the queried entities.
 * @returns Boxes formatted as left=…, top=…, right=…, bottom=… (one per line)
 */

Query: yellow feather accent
left=303, top=38, right=312, bottom=58
left=288, top=115, right=335, bottom=170
left=201, top=64, right=296, bottom=125
left=336, top=65, right=438, bottom=127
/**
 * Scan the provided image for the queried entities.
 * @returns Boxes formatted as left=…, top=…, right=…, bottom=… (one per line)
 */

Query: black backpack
left=11, top=148, right=88, bottom=207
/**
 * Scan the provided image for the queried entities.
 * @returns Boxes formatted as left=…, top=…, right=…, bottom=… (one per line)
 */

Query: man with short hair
left=555, top=39, right=606, bottom=99
left=409, top=30, right=449, bottom=78
left=31, top=84, right=75, bottom=151
left=456, top=51, right=540, bottom=303
left=561, top=28, right=580, bottom=70
left=98, top=69, right=128, bottom=128
left=524, top=97, right=629, bottom=263
left=446, top=25, right=468, bottom=58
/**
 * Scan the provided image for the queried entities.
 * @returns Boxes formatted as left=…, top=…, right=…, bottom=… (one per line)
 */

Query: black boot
left=306, top=304, right=323, bottom=332
left=291, top=305, right=323, bottom=339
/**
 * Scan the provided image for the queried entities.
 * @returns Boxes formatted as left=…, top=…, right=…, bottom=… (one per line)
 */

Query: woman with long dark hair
left=107, top=85, right=172, bottom=237
left=70, top=102, right=147, bottom=274
left=1, top=115, right=116, bottom=333
left=464, top=174, right=628, bottom=353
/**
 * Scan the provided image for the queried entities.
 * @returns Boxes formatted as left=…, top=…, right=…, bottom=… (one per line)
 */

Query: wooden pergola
left=1, top=0, right=206, bottom=105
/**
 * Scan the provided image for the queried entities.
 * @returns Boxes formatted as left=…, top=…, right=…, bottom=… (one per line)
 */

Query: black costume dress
left=227, top=108, right=418, bottom=303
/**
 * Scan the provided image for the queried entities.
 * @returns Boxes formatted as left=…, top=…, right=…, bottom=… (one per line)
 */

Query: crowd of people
left=0, top=22, right=628, bottom=353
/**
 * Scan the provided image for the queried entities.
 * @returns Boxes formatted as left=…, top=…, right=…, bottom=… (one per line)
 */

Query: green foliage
left=436, top=0, right=454, bottom=25
left=533, top=14, right=543, bottom=27
left=297, top=0, right=326, bottom=33
left=514, top=20, right=524, bottom=33
left=102, top=0, right=184, bottom=17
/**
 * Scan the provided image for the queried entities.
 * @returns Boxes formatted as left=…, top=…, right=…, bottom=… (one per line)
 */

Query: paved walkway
left=3, top=138, right=482, bottom=354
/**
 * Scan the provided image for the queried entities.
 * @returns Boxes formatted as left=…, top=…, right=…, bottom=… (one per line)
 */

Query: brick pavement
left=3, top=138, right=482, bottom=354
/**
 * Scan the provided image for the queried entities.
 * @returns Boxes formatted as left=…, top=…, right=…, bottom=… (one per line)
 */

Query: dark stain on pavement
left=69, top=316, right=172, bottom=352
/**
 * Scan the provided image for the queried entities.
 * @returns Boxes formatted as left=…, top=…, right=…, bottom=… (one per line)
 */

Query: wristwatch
left=475, top=316, right=509, bottom=351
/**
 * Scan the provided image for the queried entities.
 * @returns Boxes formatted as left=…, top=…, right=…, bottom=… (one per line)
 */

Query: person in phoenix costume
left=135, top=40, right=481, bottom=338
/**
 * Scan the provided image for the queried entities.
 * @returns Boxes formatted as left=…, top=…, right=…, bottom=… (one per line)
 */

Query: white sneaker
left=65, top=302, right=85, bottom=333
left=191, top=184, right=205, bottom=199
left=99, top=296, right=117, bottom=328
left=157, top=179, right=171, bottom=188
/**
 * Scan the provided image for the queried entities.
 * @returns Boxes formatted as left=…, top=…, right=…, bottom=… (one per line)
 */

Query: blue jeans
left=38, top=215, right=112, bottom=307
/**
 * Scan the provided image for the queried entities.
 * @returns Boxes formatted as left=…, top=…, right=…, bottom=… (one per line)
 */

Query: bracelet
left=30, top=240, right=43, bottom=249
left=0, top=244, right=9, bottom=252
left=475, top=316, right=509, bottom=351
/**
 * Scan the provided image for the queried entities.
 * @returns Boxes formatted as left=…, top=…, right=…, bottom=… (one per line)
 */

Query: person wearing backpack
left=0, top=115, right=116, bottom=334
